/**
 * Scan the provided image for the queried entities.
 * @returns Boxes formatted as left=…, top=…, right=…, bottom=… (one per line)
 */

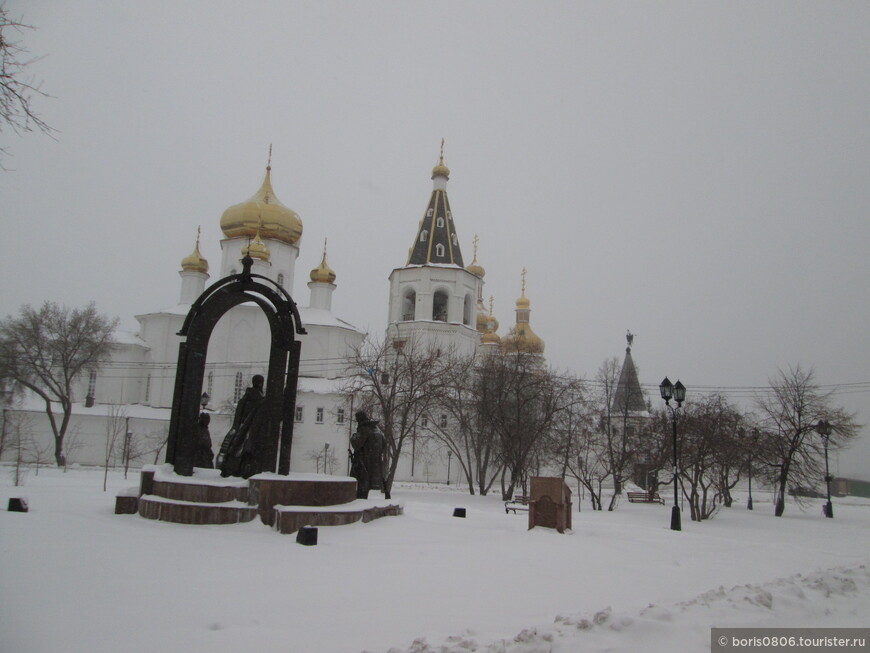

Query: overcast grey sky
left=1, top=2, right=868, bottom=475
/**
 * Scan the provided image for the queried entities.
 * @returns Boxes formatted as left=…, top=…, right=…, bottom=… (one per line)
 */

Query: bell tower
left=387, top=143, right=481, bottom=356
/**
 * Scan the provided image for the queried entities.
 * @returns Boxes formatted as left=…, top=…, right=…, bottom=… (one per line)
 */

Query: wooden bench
left=627, top=491, right=665, bottom=505
left=505, top=495, right=531, bottom=514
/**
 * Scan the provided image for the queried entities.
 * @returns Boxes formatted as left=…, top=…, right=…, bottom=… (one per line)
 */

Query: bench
left=505, top=495, right=531, bottom=514
left=627, top=491, right=665, bottom=505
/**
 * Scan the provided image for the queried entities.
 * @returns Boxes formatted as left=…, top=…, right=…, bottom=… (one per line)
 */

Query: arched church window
left=463, top=294, right=473, bottom=326
left=433, top=290, right=448, bottom=322
left=447, top=211, right=452, bottom=220
left=233, top=372, right=244, bottom=403
left=420, top=230, right=428, bottom=243
left=88, top=370, right=97, bottom=398
left=427, top=208, right=433, bottom=217
left=452, top=233, right=458, bottom=245
left=402, top=289, right=416, bottom=321
left=436, top=217, right=444, bottom=228
left=277, top=273, right=285, bottom=288
left=435, top=243, right=445, bottom=258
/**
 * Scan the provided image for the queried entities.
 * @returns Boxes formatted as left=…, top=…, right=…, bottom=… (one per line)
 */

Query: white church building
left=5, top=148, right=550, bottom=483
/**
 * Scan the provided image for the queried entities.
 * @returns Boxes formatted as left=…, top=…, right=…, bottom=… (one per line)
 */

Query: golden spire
left=180, top=226, right=209, bottom=273
left=310, top=238, right=337, bottom=284
left=516, top=267, right=530, bottom=308
left=466, top=233, right=485, bottom=279
left=481, top=295, right=501, bottom=344
left=431, top=137, right=450, bottom=179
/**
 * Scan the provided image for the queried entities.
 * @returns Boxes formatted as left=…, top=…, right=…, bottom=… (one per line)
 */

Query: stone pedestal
left=528, top=476, right=572, bottom=533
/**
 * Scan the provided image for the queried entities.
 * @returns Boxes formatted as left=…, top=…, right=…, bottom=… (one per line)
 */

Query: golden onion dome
left=466, top=259, right=485, bottom=278
left=310, top=240, right=336, bottom=284
left=180, top=228, right=209, bottom=273
left=220, top=165, right=303, bottom=246
left=431, top=161, right=450, bottom=179
left=242, top=230, right=271, bottom=262
left=481, top=330, right=501, bottom=345
left=503, top=325, right=544, bottom=354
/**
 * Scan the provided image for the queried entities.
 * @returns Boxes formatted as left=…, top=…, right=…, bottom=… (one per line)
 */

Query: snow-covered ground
left=1, top=465, right=867, bottom=653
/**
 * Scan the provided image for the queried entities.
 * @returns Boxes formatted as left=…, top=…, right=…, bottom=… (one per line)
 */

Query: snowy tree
left=424, top=350, right=504, bottom=495
left=675, top=393, right=744, bottom=521
left=0, top=302, right=118, bottom=466
left=345, top=335, right=452, bottom=499
left=754, top=366, right=859, bottom=517
left=475, top=349, right=574, bottom=501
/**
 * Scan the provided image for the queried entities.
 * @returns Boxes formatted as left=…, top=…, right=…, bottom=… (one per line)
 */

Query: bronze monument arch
left=166, top=254, right=306, bottom=476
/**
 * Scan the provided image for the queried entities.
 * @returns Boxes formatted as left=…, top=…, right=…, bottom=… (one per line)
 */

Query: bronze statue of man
left=216, top=374, right=266, bottom=478
left=350, top=410, right=386, bottom=499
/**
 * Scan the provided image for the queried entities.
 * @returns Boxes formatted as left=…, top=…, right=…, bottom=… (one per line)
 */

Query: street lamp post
left=447, top=450, right=452, bottom=486
left=738, top=428, right=757, bottom=510
left=659, top=377, right=686, bottom=531
left=815, top=419, right=834, bottom=519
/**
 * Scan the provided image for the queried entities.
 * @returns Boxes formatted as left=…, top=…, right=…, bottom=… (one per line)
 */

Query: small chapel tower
left=308, top=239, right=337, bottom=312
left=178, top=227, right=209, bottom=304
left=502, top=268, right=545, bottom=355
left=387, top=143, right=481, bottom=355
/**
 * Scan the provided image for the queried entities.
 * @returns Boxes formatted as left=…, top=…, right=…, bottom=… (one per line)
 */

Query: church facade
left=6, top=148, right=554, bottom=482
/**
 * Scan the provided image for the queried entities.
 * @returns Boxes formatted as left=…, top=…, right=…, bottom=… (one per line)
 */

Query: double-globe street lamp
left=815, top=419, right=834, bottom=519
left=659, top=377, right=686, bottom=531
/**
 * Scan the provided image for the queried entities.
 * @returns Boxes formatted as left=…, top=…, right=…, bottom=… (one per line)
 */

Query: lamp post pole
left=815, top=419, right=833, bottom=518
left=447, top=450, right=452, bottom=486
left=660, top=377, right=686, bottom=532
left=738, top=427, right=756, bottom=510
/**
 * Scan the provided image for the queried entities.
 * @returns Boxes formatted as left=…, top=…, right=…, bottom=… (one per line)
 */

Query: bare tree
left=476, top=350, right=574, bottom=500
left=424, top=350, right=505, bottom=495
left=145, top=426, right=170, bottom=464
left=754, top=366, right=860, bottom=517
left=344, top=335, right=451, bottom=499
left=559, top=409, right=609, bottom=511
left=589, top=357, right=646, bottom=510
left=0, top=301, right=118, bottom=466
left=6, top=409, right=33, bottom=486
left=675, top=393, right=744, bottom=521
left=0, top=6, right=54, bottom=167
left=103, top=403, right=126, bottom=491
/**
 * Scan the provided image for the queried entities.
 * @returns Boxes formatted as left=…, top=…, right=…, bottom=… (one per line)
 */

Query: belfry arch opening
left=433, top=290, right=449, bottom=322
left=402, top=289, right=416, bottom=321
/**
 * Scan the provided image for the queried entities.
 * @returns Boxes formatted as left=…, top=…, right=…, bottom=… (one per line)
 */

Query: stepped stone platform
left=118, top=465, right=402, bottom=534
